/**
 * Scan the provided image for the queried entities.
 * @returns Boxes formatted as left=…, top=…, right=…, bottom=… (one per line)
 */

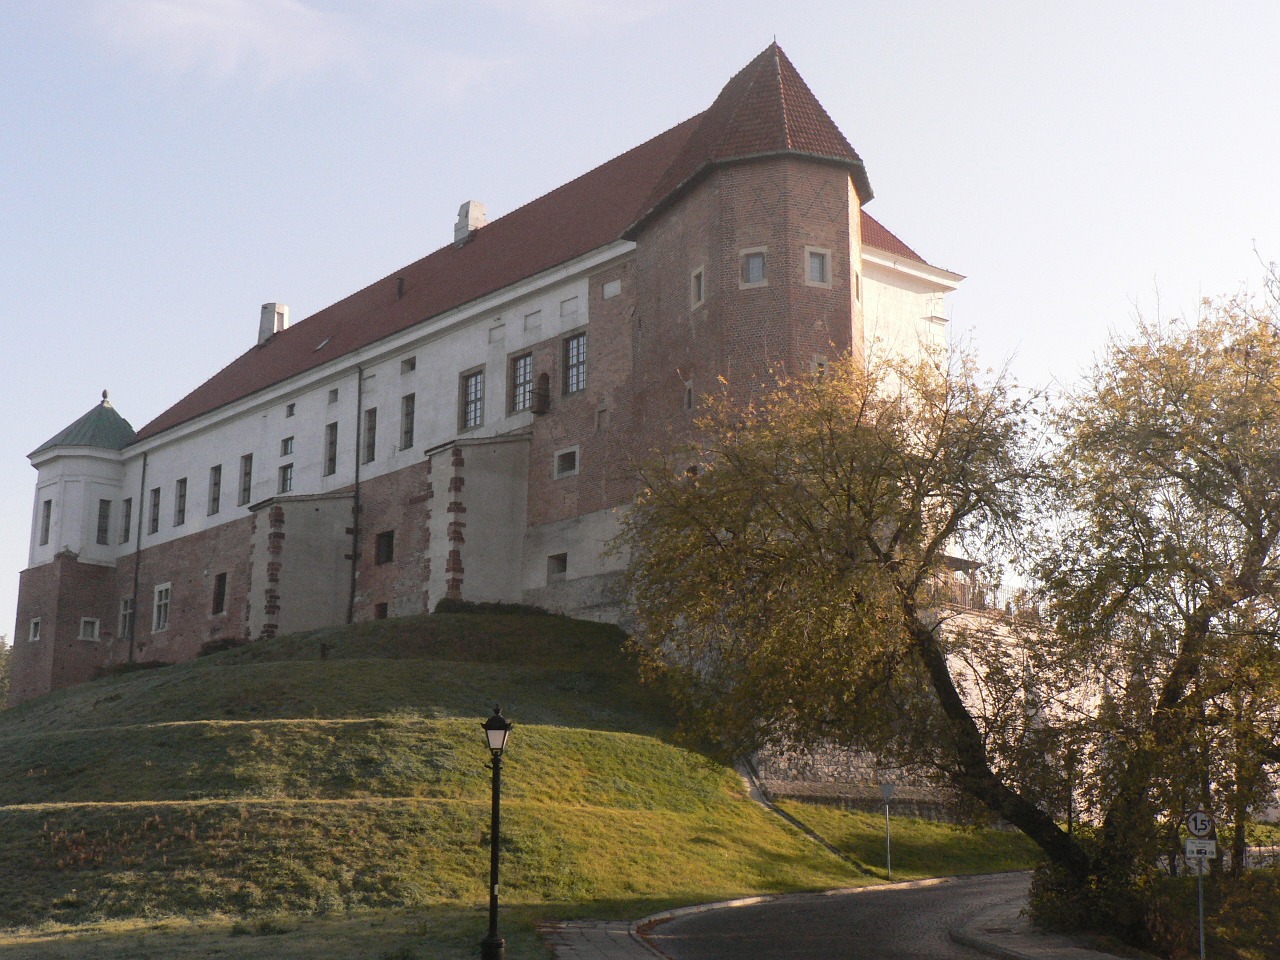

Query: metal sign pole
left=1198, top=854, right=1205, bottom=960
left=879, top=783, right=895, bottom=881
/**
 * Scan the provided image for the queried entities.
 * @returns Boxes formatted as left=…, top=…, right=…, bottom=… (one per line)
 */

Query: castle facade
left=11, top=45, right=961, bottom=705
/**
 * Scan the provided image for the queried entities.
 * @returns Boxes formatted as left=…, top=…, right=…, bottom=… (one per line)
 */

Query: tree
left=1040, top=297, right=1280, bottom=885
left=0, top=636, right=9, bottom=707
left=620, top=348, right=1090, bottom=876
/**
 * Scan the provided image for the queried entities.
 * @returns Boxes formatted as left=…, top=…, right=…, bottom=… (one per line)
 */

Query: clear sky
left=3, top=1, right=1280, bottom=642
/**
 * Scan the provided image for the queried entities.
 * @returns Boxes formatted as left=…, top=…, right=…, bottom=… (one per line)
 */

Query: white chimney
left=454, top=200, right=487, bottom=245
left=258, top=302, right=289, bottom=344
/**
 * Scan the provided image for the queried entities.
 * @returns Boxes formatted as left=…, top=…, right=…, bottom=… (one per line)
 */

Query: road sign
left=1186, top=809, right=1214, bottom=838
left=1185, top=839, right=1216, bottom=860
left=880, top=783, right=896, bottom=801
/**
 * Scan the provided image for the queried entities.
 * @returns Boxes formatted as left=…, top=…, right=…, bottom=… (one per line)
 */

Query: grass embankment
left=0, top=614, right=873, bottom=958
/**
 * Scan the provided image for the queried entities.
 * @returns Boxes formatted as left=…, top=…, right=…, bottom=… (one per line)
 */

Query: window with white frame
left=739, top=248, right=767, bottom=288
left=119, top=598, right=133, bottom=640
left=510, top=353, right=533, bottom=413
left=79, top=618, right=100, bottom=640
left=554, top=446, right=580, bottom=479
left=28, top=618, right=41, bottom=643
left=805, top=247, right=831, bottom=287
left=460, top=369, right=485, bottom=430
left=153, top=583, right=171, bottom=632
left=563, top=332, right=587, bottom=395
left=602, top=279, right=621, bottom=299
left=281, top=436, right=294, bottom=456
left=278, top=463, right=294, bottom=494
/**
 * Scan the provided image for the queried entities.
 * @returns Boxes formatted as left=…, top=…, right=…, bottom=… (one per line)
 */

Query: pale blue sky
left=4, top=1, right=1279, bottom=640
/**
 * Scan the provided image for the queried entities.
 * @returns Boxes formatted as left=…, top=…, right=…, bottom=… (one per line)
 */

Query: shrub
left=432, top=597, right=551, bottom=617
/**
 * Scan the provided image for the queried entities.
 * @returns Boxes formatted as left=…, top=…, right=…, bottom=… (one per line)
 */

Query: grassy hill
left=0, top=612, right=1036, bottom=959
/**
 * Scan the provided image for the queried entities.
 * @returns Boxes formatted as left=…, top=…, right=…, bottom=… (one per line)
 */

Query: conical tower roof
left=627, top=43, right=872, bottom=236
left=30, top=391, right=136, bottom=458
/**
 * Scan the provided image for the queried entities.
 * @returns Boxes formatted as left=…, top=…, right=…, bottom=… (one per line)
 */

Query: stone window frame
left=153, top=582, right=172, bottom=632
left=602, top=278, right=622, bottom=300
left=691, top=265, right=706, bottom=308
left=739, top=246, right=768, bottom=289
left=804, top=246, right=833, bottom=289
left=79, top=617, right=100, bottom=641
left=554, top=445, right=580, bottom=480
left=28, top=618, right=41, bottom=643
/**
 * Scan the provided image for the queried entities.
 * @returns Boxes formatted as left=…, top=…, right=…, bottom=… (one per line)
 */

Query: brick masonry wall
left=351, top=459, right=432, bottom=619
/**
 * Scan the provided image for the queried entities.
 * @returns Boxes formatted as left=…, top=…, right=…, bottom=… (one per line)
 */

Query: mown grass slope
left=0, top=612, right=868, bottom=947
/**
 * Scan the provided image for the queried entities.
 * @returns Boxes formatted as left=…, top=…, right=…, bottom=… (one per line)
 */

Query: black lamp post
left=480, top=705, right=513, bottom=960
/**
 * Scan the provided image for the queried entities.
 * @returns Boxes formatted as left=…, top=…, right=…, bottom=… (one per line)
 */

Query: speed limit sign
left=1186, top=809, right=1214, bottom=838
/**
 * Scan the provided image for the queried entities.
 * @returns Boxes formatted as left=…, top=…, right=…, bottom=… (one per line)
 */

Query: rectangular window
left=563, top=332, right=587, bottom=395
left=96, top=499, right=112, bottom=546
left=602, top=278, right=621, bottom=299
left=120, top=498, right=132, bottom=544
left=510, top=353, right=533, bottom=413
left=401, top=356, right=416, bottom=374
left=374, top=602, right=389, bottom=620
left=324, top=422, right=338, bottom=476
left=278, top=463, right=294, bottom=494
left=28, top=618, right=41, bottom=643
left=208, top=465, right=222, bottom=515
left=374, top=530, right=395, bottom=565
left=39, top=499, right=52, bottom=546
left=118, top=598, right=133, bottom=640
left=148, top=487, right=161, bottom=534
left=805, top=247, right=831, bottom=287
left=363, top=408, right=378, bottom=463
left=740, top=249, right=767, bottom=287
left=461, top=370, right=485, bottom=429
left=281, top=436, right=294, bottom=456
left=328, top=387, right=339, bottom=404
left=285, top=402, right=296, bottom=418
left=239, top=454, right=253, bottom=505
left=400, top=393, right=416, bottom=450
left=547, top=553, right=568, bottom=582
left=174, top=478, right=187, bottom=526
left=555, top=446, right=579, bottom=479
left=153, top=583, right=171, bottom=632
left=212, top=572, right=227, bottom=615
left=79, top=618, right=100, bottom=640
left=691, top=266, right=705, bottom=307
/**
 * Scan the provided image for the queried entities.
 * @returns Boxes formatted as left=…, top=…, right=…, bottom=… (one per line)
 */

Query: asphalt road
left=643, top=872, right=1030, bottom=960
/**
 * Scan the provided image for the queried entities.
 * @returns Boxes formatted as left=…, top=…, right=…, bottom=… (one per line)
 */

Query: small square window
left=524, top=310, right=542, bottom=331
left=602, top=279, right=621, bottom=299
left=547, top=553, right=568, bottom=582
left=79, top=618, right=100, bottom=641
left=560, top=296, right=578, bottom=317
left=740, top=250, right=767, bottom=287
left=401, top=356, right=416, bottom=374
left=328, top=388, right=339, bottom=404
left=374, top=602, right=389, bottom=620
left=691, top=267, right=705, bottom=307
left=285, top=402, right=296, bottom=418
left=554, top=447, right=579, bottom=479
left=374, top=530, right=395, bottom=565
left=281, top=436, right=294, bottom=456
left=488, top=322, right=506, bottom=343
left=805, top=247, right=832, bottom=287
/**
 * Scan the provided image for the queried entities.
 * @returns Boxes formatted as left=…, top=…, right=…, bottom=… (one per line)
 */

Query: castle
left=11, top=45, right=961, bottom=706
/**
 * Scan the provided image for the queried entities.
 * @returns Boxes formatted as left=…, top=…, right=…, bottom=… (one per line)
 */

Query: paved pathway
left=542, top=873, right=1127, bottom=959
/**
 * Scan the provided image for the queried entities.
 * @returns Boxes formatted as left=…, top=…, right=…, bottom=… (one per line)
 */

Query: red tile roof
left=626, top=43, right=872, bottom=235
left=132, top=45, right=927, bottom=445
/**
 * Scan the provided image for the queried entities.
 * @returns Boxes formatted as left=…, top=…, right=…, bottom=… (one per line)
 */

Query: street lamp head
left=482, top=704, right=513, bottom=757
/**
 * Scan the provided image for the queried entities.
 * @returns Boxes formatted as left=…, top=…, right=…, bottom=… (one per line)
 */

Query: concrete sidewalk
left=542, top=884, right=1127, bottom=960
